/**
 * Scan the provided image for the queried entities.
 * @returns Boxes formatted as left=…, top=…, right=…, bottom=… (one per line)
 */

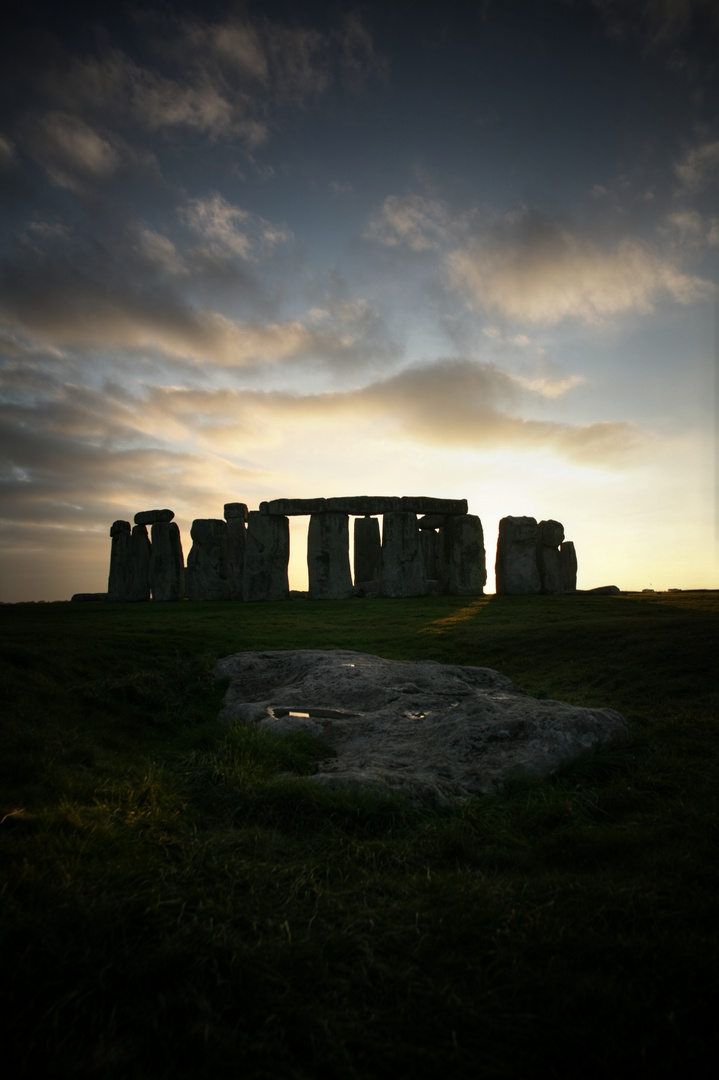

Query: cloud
left=674, top=140, right=719, bottom=192
left=181, top=192, right=291, bottom=262
left=141, top=358, right=640, bottom=468
left=364, top=193, right=459, bottom=252
left=23, top=11, right=382, bottom=149
left=0, top=217, right=399, bottom=372
left=446, top=209, right=713, bottom=324
left=585, top=0, right=719, bottom=46
left=21, top=112, right=120, bottom=190
left=0, top=133, right=16, bottom=167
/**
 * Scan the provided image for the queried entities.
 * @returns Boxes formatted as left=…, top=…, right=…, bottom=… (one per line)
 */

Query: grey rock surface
left=243, top=511, right=290, bottom=601
left=214, top=650, right=630, bottom=804
left=108, top=521, right=132, bottom=601
left=186, top=519, right=230, bottom=600
left=128, top=524, right=151, bottom=601
left=224, top=502, right=248, bottom=521
left=354, top=516, right=381, bottom=585
left=439, top=514, right=486, bottom=596
left=134, top=509, right=174, bottom=525
left=149, top=521, right=185, bottom=601
left=71, top=592, right=109, bottom=601
left=495, top=516, right=542, bottom=595
left=536, top=519, right=565, bottom=595
left=307, top=512, right=353, bottom=599
left=379, top=512, right=427, bottom=598
left=559, top=541, right=578, bottom=592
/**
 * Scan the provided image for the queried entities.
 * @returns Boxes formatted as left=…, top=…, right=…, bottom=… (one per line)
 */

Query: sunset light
left=1, top=0, right=718, bottom=600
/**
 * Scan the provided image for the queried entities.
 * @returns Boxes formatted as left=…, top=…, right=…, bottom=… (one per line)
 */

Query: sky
left=1, top=0, right=719, bottom=601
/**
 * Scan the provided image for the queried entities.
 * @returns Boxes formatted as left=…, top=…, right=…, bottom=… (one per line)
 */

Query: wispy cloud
left=674, top=139, right=719, bottom=192
left=446, top=208, right=712, bottom=324
left=22, top=11, right=383, bottom=149
left=364, top=192, right=463, bottom=252
left=136, top=358, right=640, bottom=468
left=181, top=192, right=291, bottom=261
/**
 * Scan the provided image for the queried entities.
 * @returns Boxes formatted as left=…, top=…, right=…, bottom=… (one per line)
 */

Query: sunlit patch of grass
left=418, top=597, right=491, bottom=634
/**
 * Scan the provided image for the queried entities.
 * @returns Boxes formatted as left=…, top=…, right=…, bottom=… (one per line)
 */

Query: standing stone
left=308, top=513, right=353, bottom=599
left=439, top=514, right=486, bottom=596
left=149, top=521, right=185, bottom=601
left=353, top=516, right=381, bottom=585
left=379, top=513, right=427, bottom=598
left=420, top=529, right=439, bottom=582
left=226, top=517, right=246, bottom=600
left=128, top=524, right=151, bottom=601
left=108, top=520, right=132, bottom=601
left=243, top=511, right=289, bottom=602
left=224, top=503, right=248, bottom=522
left=495, top=517, right=541, bottom=595
left=559, top=541, right=578, bottom=592
left=536, top=520, right=565, bottom=594
left=186, top=519, right=230, bottom=600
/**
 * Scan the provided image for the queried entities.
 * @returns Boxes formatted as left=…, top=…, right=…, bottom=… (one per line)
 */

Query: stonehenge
left=106, top=497, right=577, bottom=601
left=185, top=519, right=231, bottom=601
left=379, top=512, right=427, bottom=598
left=308, top=513, right=353, bottom=599
left=243, top=511, right=290, bottom=602
left=495, top=516, right=577, bottom=595
left=149, top=521, right=185, bottom=602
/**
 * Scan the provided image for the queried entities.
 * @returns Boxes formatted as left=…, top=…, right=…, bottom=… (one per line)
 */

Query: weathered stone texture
left=186, top=519, right=230, bottom=601
left=536, top=519, right=565, bottom=595
left=559, top=540, right=578, bottom=593
left=420, top=529, right=439, bottom=582
left=149, top=521, right=185, bottom=601
left=495, top=516, right=541, bottom=595
left=307, top=513, right=353, bottom=599
left=108, top=520, right=132, bottom=601
left=243, top=512, right=290, bottom=602
left=71, top=593, right=108, bottom=602
left=353, top=516, right=381, bottom=585
left=226, top=517, right=246, bottom=600
left=224, top=502, right=248, bottom=521
left=439, top=514, right=486, bottom=596
left=379, top=512, right=427, bottom=598
left=128, top=524, right=151, bottom=601
left=134, top=508, right=174, bottom=525
left=215, top=650, right=631, bottom=804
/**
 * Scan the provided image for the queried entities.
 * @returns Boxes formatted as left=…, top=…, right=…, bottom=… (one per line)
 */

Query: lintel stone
left=134, top=508, right=174, bottom=525
left=261, top=495, right=468, bottom=516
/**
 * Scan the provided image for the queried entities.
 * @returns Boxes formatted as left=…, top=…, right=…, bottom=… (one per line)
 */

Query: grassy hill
left=1, top=592, right=718, bottom=1078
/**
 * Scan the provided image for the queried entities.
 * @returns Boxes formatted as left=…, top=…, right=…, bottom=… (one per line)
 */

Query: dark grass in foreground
left=1, top=593, right=718, bottom=1078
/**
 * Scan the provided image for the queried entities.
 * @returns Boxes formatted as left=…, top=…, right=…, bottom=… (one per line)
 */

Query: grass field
left=1, top=592, right=718, bottom=1078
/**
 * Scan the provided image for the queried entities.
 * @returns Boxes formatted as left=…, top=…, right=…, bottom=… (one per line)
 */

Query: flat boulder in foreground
left=214, top=650, right=630, bottom=804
